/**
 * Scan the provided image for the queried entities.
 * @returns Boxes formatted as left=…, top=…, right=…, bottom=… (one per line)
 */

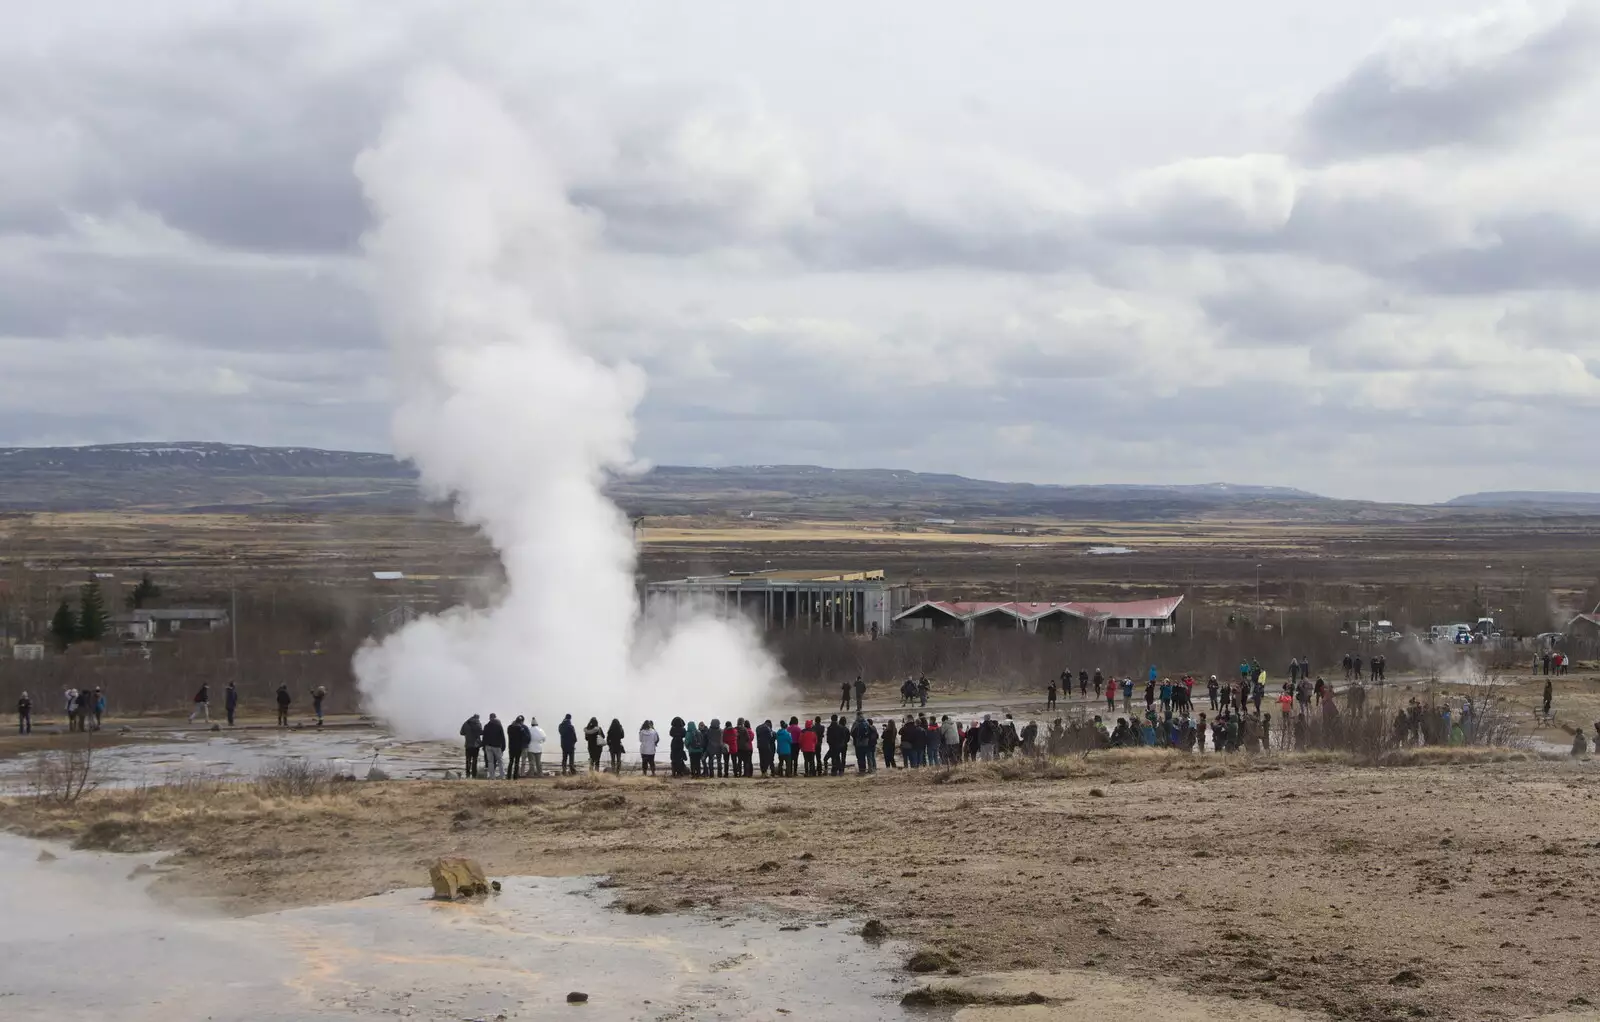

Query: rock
left=860, top=919, right=890, bottom=941
left=428, top=856, right=490, bottom=899
left=491, top=880, right=502, bottom=892
left=1389, top=969, right=1424, bottom=988
left=366, top=767, right=391, bottom=781
left=566, top=992, right=589, bottom=1004
left=209, top=723, right=221, bottom=732
left=1088, top=788, right=1106, bottom=798
left=36, top=849, right=57, bottom=863
left=906, top=950, right=954, bottom=973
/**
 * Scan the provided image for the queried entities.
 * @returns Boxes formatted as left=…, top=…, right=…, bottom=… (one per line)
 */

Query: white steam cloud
left=350, top=71, right=786, bottom=738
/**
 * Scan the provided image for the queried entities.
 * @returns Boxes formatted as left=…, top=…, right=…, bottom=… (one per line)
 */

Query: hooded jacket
left=528, top=722, right=547, bottom=752
left=507, top=721, right=531, bottom=751
left=638, top=726, right=660, bottom=755
left=559, top=717, right=577, bottom=751
left=460, top=715, right=483, bottom=749
left=606, top=720, right=625, bottom=753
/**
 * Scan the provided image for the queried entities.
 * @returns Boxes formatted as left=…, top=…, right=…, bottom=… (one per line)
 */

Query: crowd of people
left=446, top=653, right=1592, bottom=779
left=10, top=681, right=336, bottom=735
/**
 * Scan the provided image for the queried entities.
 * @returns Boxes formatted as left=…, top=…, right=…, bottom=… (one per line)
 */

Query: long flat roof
left=650, top=568, right=889, bottom=586
left=896, top=596, right=1184, bottom=623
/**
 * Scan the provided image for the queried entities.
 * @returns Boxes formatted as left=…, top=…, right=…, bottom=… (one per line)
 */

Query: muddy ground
left=6, top=749, right=1599, bottom=1021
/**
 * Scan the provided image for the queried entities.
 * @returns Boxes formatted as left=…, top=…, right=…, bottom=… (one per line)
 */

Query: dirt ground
left=6, top=750, right=1600, bottom=1021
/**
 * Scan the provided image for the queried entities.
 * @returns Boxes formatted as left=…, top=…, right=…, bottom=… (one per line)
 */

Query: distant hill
left=0, top=442, right=417, bottom=512
left=1444, top=491, right=1600, bottom=510
left=0, top=441, right=1531, bottom=522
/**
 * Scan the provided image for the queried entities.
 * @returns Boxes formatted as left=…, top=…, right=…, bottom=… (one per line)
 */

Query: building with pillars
left=644, top=569, right=911, bottom=637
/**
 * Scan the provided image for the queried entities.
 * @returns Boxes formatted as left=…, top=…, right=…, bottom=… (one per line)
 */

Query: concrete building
left=645, top=569, right=911, bottom=637
left=895, top=596, right=1184, bottom=638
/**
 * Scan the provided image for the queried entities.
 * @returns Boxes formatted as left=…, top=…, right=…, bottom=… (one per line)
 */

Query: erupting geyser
left=350, top=72, right=785, bottom=738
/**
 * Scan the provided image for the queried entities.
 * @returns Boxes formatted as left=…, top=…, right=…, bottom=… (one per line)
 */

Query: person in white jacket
left=527, top=717, right=547, bottom=777
left=638, top=720, right=661, bottom=775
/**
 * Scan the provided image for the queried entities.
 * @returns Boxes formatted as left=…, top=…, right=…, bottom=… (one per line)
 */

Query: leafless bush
left=253, top=757, right=348, bottom=798
left=26, top=735, right=101, bottom=804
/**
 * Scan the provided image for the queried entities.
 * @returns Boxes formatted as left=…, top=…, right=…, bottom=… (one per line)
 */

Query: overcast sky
left=2, top=0, right=1598, bottom=502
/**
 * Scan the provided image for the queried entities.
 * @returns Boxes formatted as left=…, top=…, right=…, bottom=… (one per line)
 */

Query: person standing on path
left=1047, top=679, right=1057, bottom=710
left=839, top=680, right=851, bottom=712
left=638, top=719, right=660, bottom=775
left=17, top=691, right=30, bottom=735
left=756, top=719, right=775, bottom=776
left=669, top=717, right=688, bottom=777
left=225, top=682, right=238, bottom=727
left=559, top=714, right=579, bottom=775
left=1543, top=679, right=1554, bottom=720
left=275, top=684, right=291, bottom=726
left=507, top=715, right=531, bottom=779
left=312, top=686, right=326, bottom=726
left=528, top=716, right=547, bottom=776
left=584, top=717, right=604, bottom=772
left=853, top=676, right=867, bottom=713
left=459, top=713, right=483, bottom=778
left=188, top=683, right=210, bottom=723
left=481, top=713, right=506, bottom=779
left=92, top=688, right=105, bottom=730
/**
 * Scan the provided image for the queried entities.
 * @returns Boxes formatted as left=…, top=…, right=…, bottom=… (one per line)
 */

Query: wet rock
left=429, top=857, right=490, bottom=899
left=566, top=991, right=589, bottom=1004
left=366, top=767, right=391, bottom=781
left=36, top=849, right=57, bottom=863
left=906, top=950, right=954, bottom=973
left=860, top=919, right=890, bottom=941
left=491, top=880, right=502, bottom=892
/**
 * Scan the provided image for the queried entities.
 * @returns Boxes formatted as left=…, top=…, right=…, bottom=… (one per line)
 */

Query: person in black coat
left=459, top=714, right=484, bottom=778
left=558, top=714, right=579, bottom=775
left=481, top=713, right=507, bottom=779
left=755, top=719, right=775, bottom=776
left=669, top=716, right=687, bottom=776
left=276, top=684, right=291, bottom=727
left=507, top=715, right=532, bottom=780
left=605, top=718, right=626, bottom=773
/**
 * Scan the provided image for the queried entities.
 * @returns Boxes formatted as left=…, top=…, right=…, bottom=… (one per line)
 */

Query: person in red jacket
left=721, top=721, right=739, bottom=777
left=798, top=719, right=820, bottom=776
left=785, top=717, right=802, bottom=777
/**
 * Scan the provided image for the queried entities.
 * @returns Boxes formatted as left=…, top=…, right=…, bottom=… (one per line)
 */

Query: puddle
left=0, top=834, right=912, bottom=1020
left=0, top=727, right=458, bottom=792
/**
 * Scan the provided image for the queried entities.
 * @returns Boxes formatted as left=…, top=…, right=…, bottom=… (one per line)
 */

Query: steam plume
left=351, top=72, right=785, bottom=738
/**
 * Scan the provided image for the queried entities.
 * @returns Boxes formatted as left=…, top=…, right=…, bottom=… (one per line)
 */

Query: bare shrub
left=254, top=757, right=347, bottom=798
left=26, top=735, right=101, bottom=804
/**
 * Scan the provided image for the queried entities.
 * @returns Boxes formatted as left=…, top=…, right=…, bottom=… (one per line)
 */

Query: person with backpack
left=188, top=683, right=210, bottom=723
left=773, top=718, right=793, bottom=775
left=275, top=683, right=291, bottom=726
left=507, top=715, right=531, bottom=779
left=735, top=719, right=754, bottom=777
left=582, top=717, right=604, bottom=772
left=459, top=713, right=484, bottom=778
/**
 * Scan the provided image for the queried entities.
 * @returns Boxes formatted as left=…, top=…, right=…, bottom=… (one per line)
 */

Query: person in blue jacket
left=558, top=713, right=578, bottom=775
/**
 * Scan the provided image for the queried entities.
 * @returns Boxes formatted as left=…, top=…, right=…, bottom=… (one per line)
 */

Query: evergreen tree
left=78, top=577, right=109, bottom=641
left=50, top=600, right=77, bottom=651
left=127, top=572, right=163, bottom=609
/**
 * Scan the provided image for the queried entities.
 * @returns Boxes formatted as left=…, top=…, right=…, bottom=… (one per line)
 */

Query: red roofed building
left=895, top=595, right=1183, bottom=638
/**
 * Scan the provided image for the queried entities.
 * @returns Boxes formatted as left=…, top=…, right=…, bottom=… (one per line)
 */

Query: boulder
left=566, top=992, right=589, bottom=1004
left=366, top=766, right=391, bottom=781
left=429, top=857, right=490, bottom=899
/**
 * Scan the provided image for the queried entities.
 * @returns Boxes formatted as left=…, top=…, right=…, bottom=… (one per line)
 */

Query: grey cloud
left=1402, top=211, right=1600, bottom=292
left=0, top=249, right=375, bottom=352
left=1301, top=7, right=1600, bottom=159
